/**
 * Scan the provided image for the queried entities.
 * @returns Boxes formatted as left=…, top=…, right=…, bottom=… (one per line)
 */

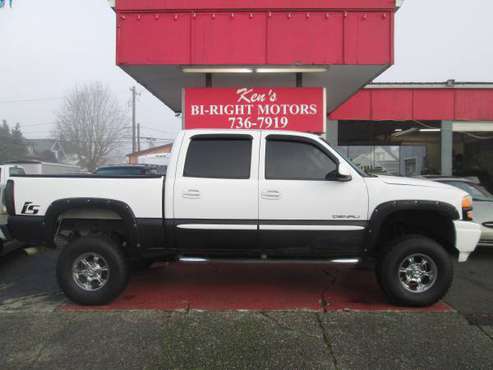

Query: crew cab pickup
left=1, top=130, right=481, bottom=306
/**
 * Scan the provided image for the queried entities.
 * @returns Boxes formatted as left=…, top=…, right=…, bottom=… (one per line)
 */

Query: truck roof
left=181, top=129, right=322, bottom=139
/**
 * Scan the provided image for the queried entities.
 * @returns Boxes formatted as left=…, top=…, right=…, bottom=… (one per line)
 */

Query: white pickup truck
left=1, top=130, right=481, bottom=306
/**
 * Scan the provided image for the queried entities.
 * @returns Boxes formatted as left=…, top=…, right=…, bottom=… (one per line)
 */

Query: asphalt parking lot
left=1, top=245, right=493, bottom=369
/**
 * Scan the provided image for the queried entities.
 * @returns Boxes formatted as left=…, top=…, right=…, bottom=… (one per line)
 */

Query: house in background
left=127, top=143, right=173, bottom=165
left=25, top=139, right=78, bottom=165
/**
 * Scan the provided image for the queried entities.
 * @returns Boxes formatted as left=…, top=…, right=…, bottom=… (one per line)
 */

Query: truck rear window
left=9, top=167, right=26, bottom=176
left=96, top=167, right=146, bottom=176
left=184, top=138, right=252, bottom=179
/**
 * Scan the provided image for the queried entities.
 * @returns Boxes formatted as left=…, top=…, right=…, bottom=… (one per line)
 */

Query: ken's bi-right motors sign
left=183, top=87, right=326, bottom=133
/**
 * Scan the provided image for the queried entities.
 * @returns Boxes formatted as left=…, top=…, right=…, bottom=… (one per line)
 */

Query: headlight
left=462, top=195, right=473, bottom=221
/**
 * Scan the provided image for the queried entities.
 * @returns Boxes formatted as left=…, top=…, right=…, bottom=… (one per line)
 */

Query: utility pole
left=130, top=86, right=140, bottom=153
left=137, top=123, right=141, bottom=152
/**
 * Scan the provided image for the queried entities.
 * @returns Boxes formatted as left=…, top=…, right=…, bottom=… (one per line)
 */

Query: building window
left=452, top=128, right=493, bottom=192
left=184, top=137, right=252, bottom=179
left=338, top=121, right=441, bottom=176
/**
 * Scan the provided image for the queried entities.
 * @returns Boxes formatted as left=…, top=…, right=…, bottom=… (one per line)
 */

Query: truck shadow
left=0, top=247, right=65, bottom=311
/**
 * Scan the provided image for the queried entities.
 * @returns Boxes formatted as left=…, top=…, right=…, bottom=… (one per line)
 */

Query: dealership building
left=110, top=0, right=493, bottom=188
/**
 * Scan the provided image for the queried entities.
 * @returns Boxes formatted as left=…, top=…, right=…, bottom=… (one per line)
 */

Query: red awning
left=115, top=0, right=397, bottom=112
left=329, top=84, right=493, bottom=121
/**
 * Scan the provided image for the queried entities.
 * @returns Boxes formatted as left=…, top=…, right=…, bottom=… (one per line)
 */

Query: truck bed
left=9, top=175, right=165, bottom=219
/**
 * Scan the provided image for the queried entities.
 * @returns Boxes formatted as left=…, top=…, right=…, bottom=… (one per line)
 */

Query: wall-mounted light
left=182, top=67, right=253, bottom=73
left=391, top=127, right=418, bottom=137
left=181, top=67, right=328, bottom=74
left=392, top=127, right=440, bottom=138
left=256, top=67, right=328, bottom=73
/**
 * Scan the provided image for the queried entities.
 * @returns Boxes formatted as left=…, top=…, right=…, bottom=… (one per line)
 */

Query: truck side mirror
left=328, top=162, right=352, bottom=182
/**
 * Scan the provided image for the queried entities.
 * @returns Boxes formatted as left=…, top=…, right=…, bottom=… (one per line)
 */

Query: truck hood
left=377, top=175, right=453, bottom=189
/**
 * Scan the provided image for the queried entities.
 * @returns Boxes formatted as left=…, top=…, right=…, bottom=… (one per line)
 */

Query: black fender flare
left=365, top=200, right=460, bottom=253
left=44, top=198, right=139, bottom=249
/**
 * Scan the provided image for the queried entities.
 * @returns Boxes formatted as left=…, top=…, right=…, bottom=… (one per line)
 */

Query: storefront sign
left=183, top=87, right=326, bottom=133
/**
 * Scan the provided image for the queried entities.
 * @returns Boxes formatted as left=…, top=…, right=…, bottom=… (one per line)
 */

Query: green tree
left=0, top=120, right=28, bottom=162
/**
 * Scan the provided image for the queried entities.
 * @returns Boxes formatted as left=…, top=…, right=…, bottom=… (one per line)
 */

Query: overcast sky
left=0, top=0, right=492, bottom=146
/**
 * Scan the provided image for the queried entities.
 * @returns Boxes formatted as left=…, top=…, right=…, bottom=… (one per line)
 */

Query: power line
left=18, top=122, right=56, bottom=128
left=122, top=135, right=173, bottom=141
left=22, top=136, right=172, bottom=143
left=0, top=90, right=139, bottom=105
left=0, top=97, right=64, bottom=104
left=140, top=125, right=179, bottom=135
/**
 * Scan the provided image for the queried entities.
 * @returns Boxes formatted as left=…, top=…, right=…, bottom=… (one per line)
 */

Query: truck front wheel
left=57, top=236, right=129, bottom=305
left=376, top=235, right=453, bottom=307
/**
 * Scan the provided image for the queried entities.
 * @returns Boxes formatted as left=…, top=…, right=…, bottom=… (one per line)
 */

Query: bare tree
left=54, top=83, right=128, bottom=171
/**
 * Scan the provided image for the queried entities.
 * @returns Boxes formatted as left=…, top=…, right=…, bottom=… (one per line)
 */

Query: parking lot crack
left=258, top=312, right=320, bottom=340
left=315, top=313, right=340, bottom=370
left=28, top=343, right=46, bottom=369
left=320, top=269, right=338, bottom=312
left=477, top=325, right=493, bottom=343
left=259, top=312, right=295, bottom=331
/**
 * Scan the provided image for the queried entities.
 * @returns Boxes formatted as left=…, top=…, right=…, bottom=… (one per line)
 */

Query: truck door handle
left=261, top=190, right=281, bottom=200
left=183, top=189, right=201, bottom=199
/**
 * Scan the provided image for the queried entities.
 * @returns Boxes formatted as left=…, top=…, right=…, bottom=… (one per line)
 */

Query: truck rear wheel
left=376, top=235, right=453, bottom=307
left=57, top=236, right=129, bottom=305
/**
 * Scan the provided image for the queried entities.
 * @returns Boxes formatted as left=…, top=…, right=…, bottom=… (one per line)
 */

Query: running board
left=178, top=257, right=360, bottom=264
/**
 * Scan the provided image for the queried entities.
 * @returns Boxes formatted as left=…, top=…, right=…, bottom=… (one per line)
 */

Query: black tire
left=376, top=235, right=453, bottom=307
left=57, top=236, right=129, bottom=305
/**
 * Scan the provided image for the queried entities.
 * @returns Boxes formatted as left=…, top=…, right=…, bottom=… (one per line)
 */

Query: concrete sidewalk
left=0, top=311, right=492, bottom=369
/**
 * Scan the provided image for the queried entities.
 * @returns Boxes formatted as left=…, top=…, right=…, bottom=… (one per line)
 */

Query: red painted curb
left=62, top=262, right=451, bottom=313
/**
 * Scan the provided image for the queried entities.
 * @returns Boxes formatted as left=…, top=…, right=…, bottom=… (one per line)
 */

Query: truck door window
left=184, top=137, right=252, bottom=179
left=266, top=139, right=337, bottom=180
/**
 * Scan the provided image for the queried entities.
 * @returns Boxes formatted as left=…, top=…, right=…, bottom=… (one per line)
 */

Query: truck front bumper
left=454, top=220, right=481, bottom=262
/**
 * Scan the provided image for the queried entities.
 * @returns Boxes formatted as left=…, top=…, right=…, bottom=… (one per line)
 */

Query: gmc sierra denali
left=1, top=130, right=481, bottom=306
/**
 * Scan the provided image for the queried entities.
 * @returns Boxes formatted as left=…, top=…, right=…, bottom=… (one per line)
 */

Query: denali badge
left=21, top=201, right=40, bottom=215
left=332, top=215, right=361, bottom=219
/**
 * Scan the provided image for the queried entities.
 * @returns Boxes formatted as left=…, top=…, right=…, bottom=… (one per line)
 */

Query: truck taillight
left=5, top=180, right=15, bottom=216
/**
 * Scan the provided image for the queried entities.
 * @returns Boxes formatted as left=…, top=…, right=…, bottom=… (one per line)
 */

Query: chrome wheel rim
left=72, top=253, right=110, bottom=292
left=398, top=253, right=437, bottom=293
